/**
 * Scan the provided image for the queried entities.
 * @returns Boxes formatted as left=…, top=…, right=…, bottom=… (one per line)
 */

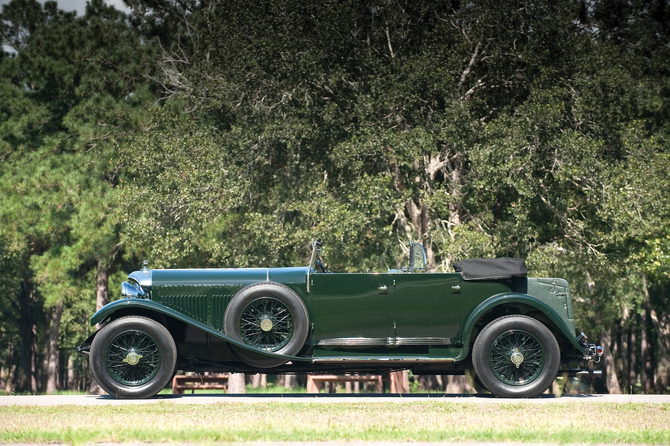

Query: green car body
left=80, top=243, right=602, bottom=399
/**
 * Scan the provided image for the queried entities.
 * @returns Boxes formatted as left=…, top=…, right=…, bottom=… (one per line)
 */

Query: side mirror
left=409, top=242, right=427, bottom=272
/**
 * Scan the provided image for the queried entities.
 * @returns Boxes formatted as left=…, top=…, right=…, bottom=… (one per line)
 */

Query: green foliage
left=1, top=0, right=669, bottom=393
left=0, top=0, right=162, bottom=391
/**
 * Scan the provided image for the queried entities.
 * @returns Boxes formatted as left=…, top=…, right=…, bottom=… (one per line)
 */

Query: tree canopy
left=1, top=0, right=669, bottom=394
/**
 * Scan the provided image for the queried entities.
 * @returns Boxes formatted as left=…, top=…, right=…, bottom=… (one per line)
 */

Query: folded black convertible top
left=453, top=258, right=527, bottom=281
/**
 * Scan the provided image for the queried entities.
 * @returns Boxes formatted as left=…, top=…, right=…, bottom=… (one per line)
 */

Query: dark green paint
left=90, top=298, right=311, bottom=362
left=91, top=266, right=583, bottom=365
left=311, top=273, right=389, bottom=343
left=457, top=292, right=585, bottom=361
left=393, top=273, right=510, bottom=344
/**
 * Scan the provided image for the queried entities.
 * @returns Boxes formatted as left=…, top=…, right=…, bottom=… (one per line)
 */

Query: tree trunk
left=614, top=328, right=623, bottom=389
left=417, top=374, right=440, bottom=391
left=587, top=272, right=620, bottom=394
left=95, top=260, right=110, bottom=330
left=443, top=375, right=474, bottom=393
left=621, top=307, right=631, bottom=391
left=447, top=155, right=463, bottom=227
left=4, top=341, right=15, bottom=394
left=284, top=374, right=296, bottom=389
left=227, top=373, right=246, bottom=393
left=629, top=323, right=637, bottom=393
left=404, top=198, right=435, bottom=268
left=89, top=259, right=110, bottom=395
left=5, top=361, right=15, bottom=394
left=391, top=160, right=437, bottom=269
left=390, top=370, right=409, bottom=393
left=46, top=302, right=63, bottom=394
left=16, top=282, right=37, bottom=393
left=655, top=313, right=670, bottom=393
left=31, top=322, right=38, bottom=393
left=643, top=276, right=669, bottom=393
left=599, top=327, right=621, bottom=394
left=67, top=355, right=75, bottom=391
left=640, top=308, right=651, bottom=392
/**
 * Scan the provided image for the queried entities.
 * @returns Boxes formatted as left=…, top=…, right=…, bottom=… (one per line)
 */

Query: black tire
left=224, top=282, right=309, bottom=368
left=472, top=315, right=560, bottom=398
left=473, top=373, right=489, bottom=394
left=90, top=316, right=176, bottom=399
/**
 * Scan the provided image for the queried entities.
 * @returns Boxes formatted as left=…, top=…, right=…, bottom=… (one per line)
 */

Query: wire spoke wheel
left=105, top=329, right=161, bottom=386
left=225, top=282, right=309, bottom=368
left=489, top=329, right=545, bottom=386
left=91, top=316, right=176, bottom=399
left=239, top=297, right=294, bottom=351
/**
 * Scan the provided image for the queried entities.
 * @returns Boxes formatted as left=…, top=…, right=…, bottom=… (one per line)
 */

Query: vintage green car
left=79, top=241, right=602, bottom=399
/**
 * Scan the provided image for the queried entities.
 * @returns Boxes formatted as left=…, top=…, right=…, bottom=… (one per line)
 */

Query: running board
left=558, top=369, right=603, bottom=377
left=313, top=357, right=456, bottom=364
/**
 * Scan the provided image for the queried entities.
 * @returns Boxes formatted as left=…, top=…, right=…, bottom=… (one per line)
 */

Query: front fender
left=457, top=292, right=587, bottom=361
left=87, top=299, right=311, bottom=363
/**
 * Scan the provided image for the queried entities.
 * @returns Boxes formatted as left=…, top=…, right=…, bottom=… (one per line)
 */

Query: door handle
left=378, top=285, right=388, bottom=294
left=452, top=285, right=461, bottom=291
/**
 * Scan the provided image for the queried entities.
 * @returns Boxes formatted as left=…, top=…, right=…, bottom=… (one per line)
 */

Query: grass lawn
left=2, top=401, right=670, bottom=444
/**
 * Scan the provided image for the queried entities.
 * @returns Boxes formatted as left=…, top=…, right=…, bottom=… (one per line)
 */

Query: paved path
left=2, top=393, right=669, bottom=406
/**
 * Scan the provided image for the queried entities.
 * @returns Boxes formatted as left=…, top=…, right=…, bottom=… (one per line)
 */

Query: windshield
left=308, top=240, right=330, bottom=273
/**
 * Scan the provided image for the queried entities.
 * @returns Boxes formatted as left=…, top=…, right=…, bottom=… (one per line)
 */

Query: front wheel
left=90, top=316, right=176, bottom=399
left=472, top=315, right=560, bottom=398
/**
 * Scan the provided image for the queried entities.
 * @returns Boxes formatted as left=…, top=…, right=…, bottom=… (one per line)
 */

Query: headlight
left=122, top=281, right=145, bottom=298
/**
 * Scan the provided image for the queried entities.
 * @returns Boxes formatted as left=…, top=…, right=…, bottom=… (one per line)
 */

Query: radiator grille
left=158, top=294, right=231, bottom=331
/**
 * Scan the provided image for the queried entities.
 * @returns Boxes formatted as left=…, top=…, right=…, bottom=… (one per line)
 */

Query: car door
left=391, top=273, right=463, bottom=346
left=310, top=273, right=390, bottom=348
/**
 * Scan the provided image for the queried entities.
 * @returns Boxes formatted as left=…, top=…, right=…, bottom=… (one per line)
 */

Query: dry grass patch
left=2, top=401, right=669, bottom=444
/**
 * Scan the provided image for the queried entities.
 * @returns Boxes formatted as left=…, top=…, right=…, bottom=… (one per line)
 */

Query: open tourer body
left=79, top=241, right=602, bottom=398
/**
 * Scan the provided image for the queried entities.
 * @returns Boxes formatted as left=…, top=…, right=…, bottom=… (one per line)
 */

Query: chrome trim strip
left=313, top=357, right=456, bottom=363
left=317, top=337, right=387, bottom=346
left=317, top=337, right=452, bottom=347
left=392, top=337, right=452, bottom=346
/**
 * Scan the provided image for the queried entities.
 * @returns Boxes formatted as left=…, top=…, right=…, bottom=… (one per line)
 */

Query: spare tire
left=224, top=282, right=309, bottom=368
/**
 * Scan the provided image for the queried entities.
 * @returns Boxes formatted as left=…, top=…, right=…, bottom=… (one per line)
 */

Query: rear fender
left=457, top=292, right=587, bottom=361
left=83, top=298, right=311, bottom=363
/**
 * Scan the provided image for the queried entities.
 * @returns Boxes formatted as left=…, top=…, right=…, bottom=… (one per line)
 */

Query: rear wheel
left=473, top=315, right=560, bottom=398
left=224, top=282, right=309, bottom=368
left=90, top=316, right=176, bottom=399
left=473, top=373, right=489, bottom=394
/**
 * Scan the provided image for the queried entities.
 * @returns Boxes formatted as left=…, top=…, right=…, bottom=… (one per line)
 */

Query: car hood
left=129, top=266, right=309, bottom=289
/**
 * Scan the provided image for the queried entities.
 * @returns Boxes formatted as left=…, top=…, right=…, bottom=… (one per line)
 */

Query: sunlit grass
left=1, top=402, right=669, bottom=444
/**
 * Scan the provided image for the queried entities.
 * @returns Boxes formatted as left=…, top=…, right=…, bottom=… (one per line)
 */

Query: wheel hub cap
left=123, top=350, right=143, bottom=366
left=489, top=329, right=545, bottom=386
left=239, top=297, right=294, bottom=352
left=510, top=348, right=524, bottom=368
left=260, top=318, right=273, bottom=332
left=105, top=329, right=161, bottom=387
